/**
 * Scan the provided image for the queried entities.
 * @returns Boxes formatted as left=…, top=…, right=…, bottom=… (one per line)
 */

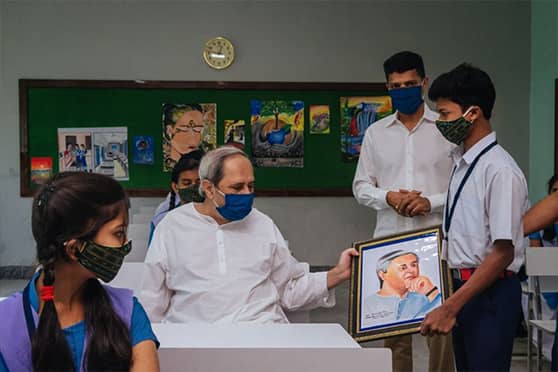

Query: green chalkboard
left=20, top=80, right=389, bottom=196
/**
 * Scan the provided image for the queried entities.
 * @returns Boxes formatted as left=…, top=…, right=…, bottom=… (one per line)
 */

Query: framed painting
left=349, top=226, right=451, bottom=342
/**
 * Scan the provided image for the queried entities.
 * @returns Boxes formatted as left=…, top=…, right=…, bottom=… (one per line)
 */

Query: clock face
left=203, top=37, right=234, bottom=70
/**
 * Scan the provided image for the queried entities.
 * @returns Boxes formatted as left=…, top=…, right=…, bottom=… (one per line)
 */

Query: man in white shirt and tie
left=353, top=51, right=455, bottom=372
left=141, top=146, right=357, bottom=323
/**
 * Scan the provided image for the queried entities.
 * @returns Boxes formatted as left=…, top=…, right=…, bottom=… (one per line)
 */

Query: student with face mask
left=140, top=146, right=358, bottom=323
left=420, top=64, right=529, bottom=372
left=352, top=51, right=455, bottom=372
left=0, top=172, right=159, bottom=372
left=149, top=149, right=205, bottom=245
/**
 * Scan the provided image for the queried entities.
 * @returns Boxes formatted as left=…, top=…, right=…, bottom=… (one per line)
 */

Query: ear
left=201, top=179, right=215, bottom=199
left=465, top=106, right=482, bottom=122
left=378, top=270, right=386, bottom=281
left=422, top=77, right=429, bottom=90
left=64, top=239, right=82, bottom=261
left=170, top=181, right=179, bottom=194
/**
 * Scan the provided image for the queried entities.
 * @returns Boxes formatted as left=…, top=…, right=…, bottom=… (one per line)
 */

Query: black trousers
left=452, top=275, right=522, bottom=372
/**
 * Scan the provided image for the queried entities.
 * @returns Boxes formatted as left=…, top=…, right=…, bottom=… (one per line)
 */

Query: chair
left=526, top=247, right=558, bottom=371
left=125, top=239, right=148, bottom=262
left=110, top=262, right=145, bottom=295
left=128, top=223, right=150, bottom=242
left=138, top=205, right=157, bottom=215
left=132, top=214, right=151, bottom=225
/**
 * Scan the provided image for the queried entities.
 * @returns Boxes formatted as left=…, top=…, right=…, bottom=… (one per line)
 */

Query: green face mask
left=435, top=107, right=474, bottom=145
left=75, top=240, right=131, bottom=282
left=177, top=184, right=205, bottom=204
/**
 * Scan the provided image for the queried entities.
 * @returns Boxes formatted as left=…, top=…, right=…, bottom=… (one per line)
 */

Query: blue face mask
left=388, top=85, right=424, bottom=115
left=214, top=188, right=254, bottom=221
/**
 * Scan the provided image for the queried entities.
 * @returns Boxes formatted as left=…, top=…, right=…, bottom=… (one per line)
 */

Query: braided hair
left=31, top=172, right=132, bottom=371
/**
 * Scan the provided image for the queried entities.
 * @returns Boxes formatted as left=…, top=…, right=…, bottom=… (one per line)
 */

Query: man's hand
left=387, top=190, right=421, bottom=216
left=386, top=191, right=406, bottom=210
left=420, top=304, right=457, bottom=336
left=400, top=196, right=431, bottom=217
left=327, top=248, right=359, bottom=289
left=396, top=190, right=430, bottom=217
left=408, top=276, right=436, bottom=296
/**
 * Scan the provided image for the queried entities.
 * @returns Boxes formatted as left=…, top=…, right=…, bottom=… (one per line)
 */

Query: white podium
left=153, top=323, right=392, bottom=372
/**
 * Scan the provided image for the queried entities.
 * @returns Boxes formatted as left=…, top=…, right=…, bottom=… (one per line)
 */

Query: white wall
left=0, top=1, right=530, bottom=265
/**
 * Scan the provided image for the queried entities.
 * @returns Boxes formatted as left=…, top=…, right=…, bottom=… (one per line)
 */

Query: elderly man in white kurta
left=140, top=146, right=357, bottom=323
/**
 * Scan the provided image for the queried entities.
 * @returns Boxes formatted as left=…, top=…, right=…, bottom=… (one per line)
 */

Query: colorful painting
left=250, top=100, right=304, bottom=168
left=224, top=120, right=245, bottom=150
left=349, top=227, right=449, bottom=342
left=57, top=127, right=129, bottom=181
left=30, top=157, right=53, bottom=185
left=340, top=96, right=392, bottom=161
left=309, top=105, right=330, bottom=134
left=133, top=135, right=154, bottom=165
left=162, top=103, right=217, bottom=172
left=57, top=129, right=94, bottom=172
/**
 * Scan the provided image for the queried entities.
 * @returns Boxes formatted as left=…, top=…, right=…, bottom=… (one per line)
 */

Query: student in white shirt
left=353, top=51, right=455, bottom=372
left=140, top=146, right=358, bottom=323
left=420, top=63, right=530, bottom=372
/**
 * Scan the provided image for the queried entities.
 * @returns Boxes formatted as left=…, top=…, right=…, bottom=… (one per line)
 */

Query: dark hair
left=168, top=149, right=204, bottom=211
left=383, top=51, right=425, bottom=80
left=542, top=174, right=558, bottom=242
left=31, top=172, right=132, bottom=371
left=162, top=103, right=203, bottom=132
left=428, top=63, right=496, bottom=120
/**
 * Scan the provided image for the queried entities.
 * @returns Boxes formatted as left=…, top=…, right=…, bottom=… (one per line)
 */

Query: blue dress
left=0, top=274, right=158, bottom=371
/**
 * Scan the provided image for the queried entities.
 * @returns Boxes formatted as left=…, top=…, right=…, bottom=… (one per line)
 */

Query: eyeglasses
left=175, top=121, right=204, bottom=134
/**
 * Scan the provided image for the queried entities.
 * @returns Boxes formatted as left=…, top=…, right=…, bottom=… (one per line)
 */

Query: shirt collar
left=385, top=104, right=438, bottom=128
left=461, top=132, right=497, bottom=165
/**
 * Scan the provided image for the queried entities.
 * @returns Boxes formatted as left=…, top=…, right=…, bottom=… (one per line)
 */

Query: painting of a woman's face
left=167, top=110, right=204, bottom=160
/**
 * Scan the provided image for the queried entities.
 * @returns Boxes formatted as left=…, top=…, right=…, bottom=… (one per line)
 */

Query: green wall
left=530, top=0, right=558, bottom=202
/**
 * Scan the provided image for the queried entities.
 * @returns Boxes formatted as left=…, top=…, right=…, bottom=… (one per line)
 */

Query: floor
left=1, top=279, right=551, bottom=371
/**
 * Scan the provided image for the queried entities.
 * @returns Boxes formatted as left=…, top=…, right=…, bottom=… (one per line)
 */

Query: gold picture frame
left=348, top=226, right=451, bottom=342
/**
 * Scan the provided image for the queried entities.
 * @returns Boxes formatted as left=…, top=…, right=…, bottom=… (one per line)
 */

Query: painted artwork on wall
left=133, top=135, right=155, bottom=165
left=224, top=120, right=246, bottom=150
left=57, top=127, right=129, bottom=181
left=250, top=100, right=304, bottom=168
left=57, top=128, right=94, bottom=172
left=30, top=157, right=53, bottom=185
left=309, top=105, right=330, bottom=134
left=162, top=103, right=217, bottom=172
left=340, top=96, right=392, bottom=161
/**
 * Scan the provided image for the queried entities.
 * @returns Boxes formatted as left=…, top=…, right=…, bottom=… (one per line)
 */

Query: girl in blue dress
left=0, top=172, right=159, bottom=371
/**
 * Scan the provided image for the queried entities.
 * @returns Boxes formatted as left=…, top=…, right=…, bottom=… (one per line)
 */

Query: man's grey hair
left=376, top=250, right=419, bottom=287
left=198, top=146, right=249, bottom=197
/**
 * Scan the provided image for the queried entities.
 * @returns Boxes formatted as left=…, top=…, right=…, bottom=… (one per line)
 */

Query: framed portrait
left=348, top=226, right=451, bottom=342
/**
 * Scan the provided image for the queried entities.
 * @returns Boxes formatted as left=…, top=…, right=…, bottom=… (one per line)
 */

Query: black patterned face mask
left=177, top=184, right=205, bottom=203
left=75, top=240, right=131, bottom=282
left=435, top=107, right=474, bottom=145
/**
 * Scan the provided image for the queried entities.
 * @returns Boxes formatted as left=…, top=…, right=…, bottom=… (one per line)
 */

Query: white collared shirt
left=442, top=132, right=529, bottom=272
left=140, top=203, right=334, bottom=323
left=353, top=105, right=456, bottom=237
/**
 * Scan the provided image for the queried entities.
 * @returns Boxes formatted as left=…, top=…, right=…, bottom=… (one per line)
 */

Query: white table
left=153, top=323, right=359, bottom=348
left=153, top=323, right=392, bottom=372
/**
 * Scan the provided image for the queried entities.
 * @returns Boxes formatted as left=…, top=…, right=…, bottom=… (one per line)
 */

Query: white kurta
left=140, top=203, right=334, bottom=323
